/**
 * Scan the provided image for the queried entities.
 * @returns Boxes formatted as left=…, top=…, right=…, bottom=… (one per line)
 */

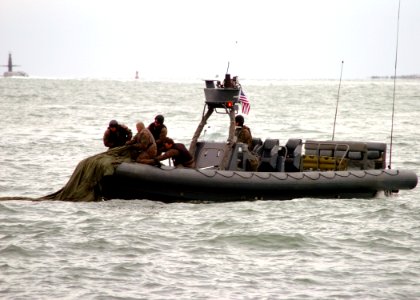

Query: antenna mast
left=388, top=0, right=401, bottom=169
left=332, top=60, right=344, bottom=140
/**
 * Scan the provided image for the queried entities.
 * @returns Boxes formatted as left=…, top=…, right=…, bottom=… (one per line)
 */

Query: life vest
left=148, top=123, right=167, bottom=142
left=172, top=143, right=193, bottom=166
left=108, top=126, right=131, bottom=147
left=235, top=125, right=253, bottom=149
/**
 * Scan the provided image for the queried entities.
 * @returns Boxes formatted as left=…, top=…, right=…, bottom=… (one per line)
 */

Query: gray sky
left=1, top=0, right=419, bottom=80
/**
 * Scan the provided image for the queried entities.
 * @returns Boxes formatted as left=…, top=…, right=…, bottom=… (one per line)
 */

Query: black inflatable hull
left=101, top=163, right=418, bottom=202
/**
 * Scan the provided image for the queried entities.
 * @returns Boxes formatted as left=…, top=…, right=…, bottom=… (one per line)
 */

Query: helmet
left=155, top=115, right=164, bottom=124
left=109, top=120, right=118, bottom=128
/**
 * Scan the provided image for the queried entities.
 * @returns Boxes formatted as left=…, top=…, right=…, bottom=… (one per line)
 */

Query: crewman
left=234, top=115, right=253, bottom=150
left=126, top=121, right=157, bottom=164
left=147, top=114, right=167, bottom=155
left=154, top=137, right=195, bottom=168
left=103, top=120, right=132, bottom=148
left=234, top=115, right=258, bottom=171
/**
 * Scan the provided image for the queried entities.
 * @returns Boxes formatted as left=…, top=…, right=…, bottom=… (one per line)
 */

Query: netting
left=39, top=145, right=133, bottom=202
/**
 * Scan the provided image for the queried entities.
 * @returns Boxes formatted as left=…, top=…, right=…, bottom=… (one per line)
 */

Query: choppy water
left=1, top=78, right=419, bottom=299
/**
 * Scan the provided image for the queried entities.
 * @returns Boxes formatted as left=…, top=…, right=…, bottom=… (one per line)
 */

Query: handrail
left=302, top=141, right=351, bottom=171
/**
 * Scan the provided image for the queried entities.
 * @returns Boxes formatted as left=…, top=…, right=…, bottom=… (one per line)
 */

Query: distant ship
left=2, top=53, right=28, bottom=77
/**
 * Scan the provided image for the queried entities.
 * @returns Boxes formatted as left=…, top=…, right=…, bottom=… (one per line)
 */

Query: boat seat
left=302, top=139, right=350, bottom=171
left=258, top=139, right=281, bottom=172
left=285, top=138, right=302, bottom=172
left=305, top=140, right=377, bottom=170
left=334, top=150, right=347, bottom=159
left=304, top=142, right=319, bottom=156
left=366, top=142, right=387, bottom=169
left=227, top=142, right=259, bottom=171
left=367, top=150, right=384, bottom=169
left=251, top=137, right=263, bottom=154
left=261, top=139, right=279, bottom=153
left=348, top=151, right=363, bottom=160
left=368, top=151, right=380, bottom=159
left=344, top=144, right=369, bottom=170
left=320, top=149, right=333, bottom=157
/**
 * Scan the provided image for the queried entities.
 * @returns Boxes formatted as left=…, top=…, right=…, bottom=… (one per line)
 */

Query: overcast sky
left=1, top=0, right=419, bottom=80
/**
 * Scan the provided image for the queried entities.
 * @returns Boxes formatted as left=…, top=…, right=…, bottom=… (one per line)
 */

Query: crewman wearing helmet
left=147, top=114, right=167, bottom=155
left=103, top=120, right=132, bottom=148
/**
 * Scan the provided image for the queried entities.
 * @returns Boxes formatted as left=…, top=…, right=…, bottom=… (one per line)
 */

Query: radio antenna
left=332, top=60, right=344, bottom=140
left=388, top=0, right=401, bottom=169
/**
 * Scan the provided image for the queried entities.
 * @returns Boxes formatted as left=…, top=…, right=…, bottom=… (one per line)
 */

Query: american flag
left=239, top=89, right=250, bottom=114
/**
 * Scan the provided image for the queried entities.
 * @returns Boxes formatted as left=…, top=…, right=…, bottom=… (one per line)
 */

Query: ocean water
left=0, top=78, right=419, bottom=299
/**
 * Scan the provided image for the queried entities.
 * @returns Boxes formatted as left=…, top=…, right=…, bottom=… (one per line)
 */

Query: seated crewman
left=147, top=114, right=167, bottom=155
left=234, top=115, right=259, bottom=171
left=234, top=115, right=253, bottom=150
left=126, top=121, right=157, bottom=164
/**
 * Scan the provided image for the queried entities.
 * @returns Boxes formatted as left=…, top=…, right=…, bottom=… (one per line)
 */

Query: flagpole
left=238, top=88, right=242, bottom=114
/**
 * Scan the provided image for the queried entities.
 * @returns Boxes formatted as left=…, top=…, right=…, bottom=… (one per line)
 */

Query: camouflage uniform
left=103, top=124, right=132, bottom=148
left=128, top=128, right=157, bottom=164
left=235, top=125, right=259, bottom=171
left=235, top=125, right=253, bottom=150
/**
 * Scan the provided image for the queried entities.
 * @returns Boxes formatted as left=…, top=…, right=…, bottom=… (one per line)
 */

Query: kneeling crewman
left=154, top=137, right=195, bottom=168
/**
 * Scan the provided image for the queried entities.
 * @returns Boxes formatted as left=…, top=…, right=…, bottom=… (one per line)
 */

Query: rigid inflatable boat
left=101, top=75, right=418, bottom=202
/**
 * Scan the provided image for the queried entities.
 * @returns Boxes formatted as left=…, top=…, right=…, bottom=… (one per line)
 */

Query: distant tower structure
left=2, top=53, right=28, bottom=77
left=6, top=53, right=15, bottom=72
left=135, top=71, right=139, bottom=79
